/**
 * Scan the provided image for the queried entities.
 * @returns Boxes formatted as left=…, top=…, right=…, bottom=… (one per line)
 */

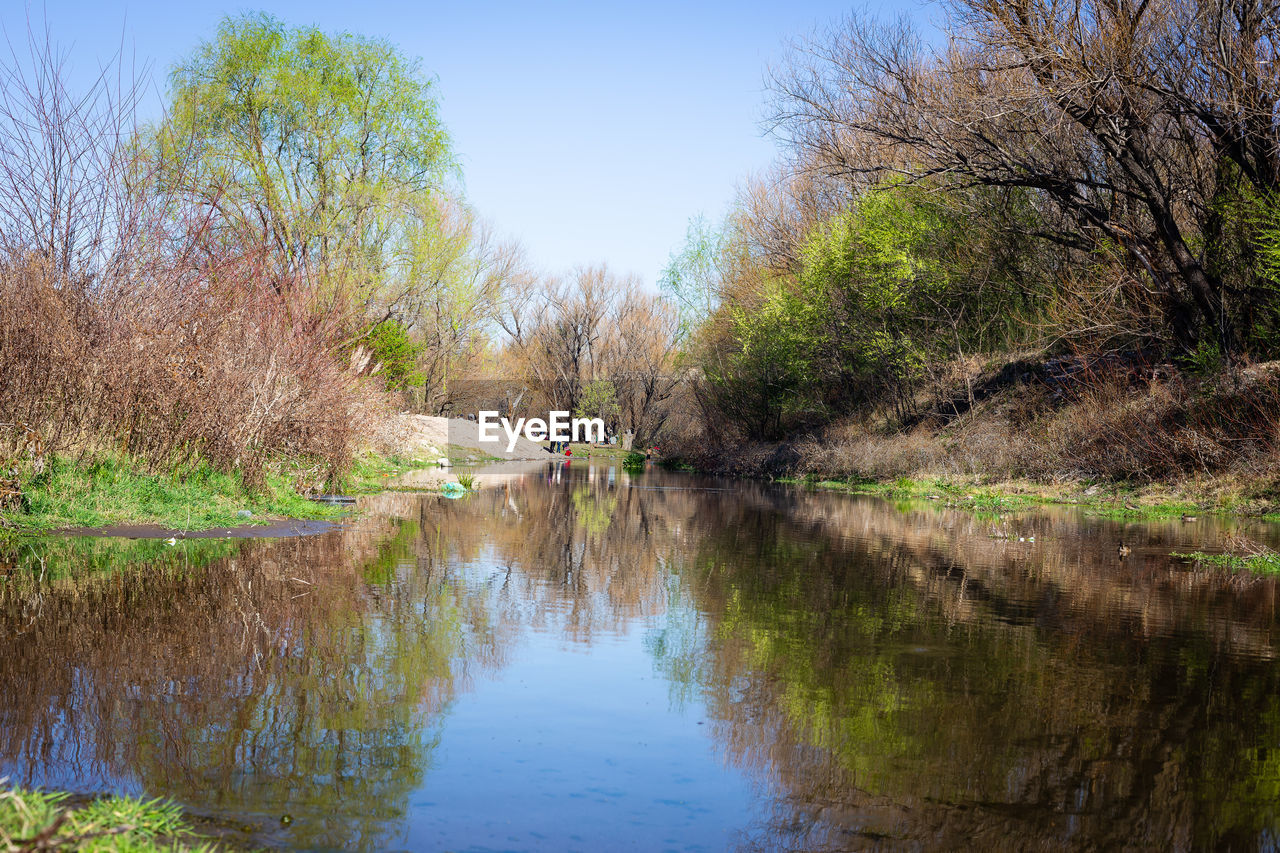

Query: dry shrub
left=1042, top=368, right=1280, bottom=481
left=796, top=420, right=1034, bottom=482
left=798, top=366, right=1280, bottom=485
left=0, top=24, right=380, bottom=488
left=0, top=255, right=375, bottom=486
left=674, top=351, right=1280, bottom=487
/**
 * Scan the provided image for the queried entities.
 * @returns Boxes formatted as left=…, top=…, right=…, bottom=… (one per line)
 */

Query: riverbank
left=669, top=355, right=1280, bottom=520
left=0, top=454, right=342, bottom=534
left=0, top=450, right=446, bottom=536
left=0, top=426, right=567, bottom=536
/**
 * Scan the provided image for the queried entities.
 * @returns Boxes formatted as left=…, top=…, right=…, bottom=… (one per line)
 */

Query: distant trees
left=496, top=265, right=681, bottom=444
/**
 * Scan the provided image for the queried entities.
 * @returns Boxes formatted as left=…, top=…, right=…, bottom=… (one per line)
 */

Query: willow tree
left=157, top=13, right=453, bottom=302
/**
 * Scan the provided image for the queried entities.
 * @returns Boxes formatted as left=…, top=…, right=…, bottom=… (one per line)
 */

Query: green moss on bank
left=0, top=785, right=209, bottom=851
left=1, top=454, right=341, bottom=533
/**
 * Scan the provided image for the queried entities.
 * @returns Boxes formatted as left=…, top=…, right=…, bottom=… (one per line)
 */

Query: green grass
left=341, top=452, right=413, bottom=493
left=0, top=785, right=210, bottom=852
left=1, top=454, right=342, bottom=533
left=783, top=475, right=1035, bottom=513
left=778, top=473, right=1237, bottom=519
left=340, top=451, right=446, bottom=494
left=1172, top=549, right=1280, bottom=575
left=1084, top=501, right=1202, bottom=520
left=566, top=443, right=630, bottom=459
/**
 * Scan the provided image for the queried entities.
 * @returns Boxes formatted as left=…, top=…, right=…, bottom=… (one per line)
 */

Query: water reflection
left=1, top=465, right=1280, bottom=850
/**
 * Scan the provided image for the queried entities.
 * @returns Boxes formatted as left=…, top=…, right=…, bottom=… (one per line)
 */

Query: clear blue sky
left=3, top=1, right=934, bottom=287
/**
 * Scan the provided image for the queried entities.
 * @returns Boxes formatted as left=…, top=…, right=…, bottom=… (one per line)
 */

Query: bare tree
left=0, top=19, right=148, bottom=283
left=603, top=285, right=682, bottom=444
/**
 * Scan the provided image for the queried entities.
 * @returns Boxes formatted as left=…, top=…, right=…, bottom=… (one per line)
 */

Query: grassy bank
left=566, top=443, right=631, bottom=460
left=0, top=446, right=486, bottom=536
left=340, top=450, right=456, bottom=494
left=0, top=454, right=343, bottom=533
left=0, top=785, right=206, bottom=852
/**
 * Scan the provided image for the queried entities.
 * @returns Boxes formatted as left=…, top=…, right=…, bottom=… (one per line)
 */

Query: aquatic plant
left=1174, top=532, right=1280, bottom=575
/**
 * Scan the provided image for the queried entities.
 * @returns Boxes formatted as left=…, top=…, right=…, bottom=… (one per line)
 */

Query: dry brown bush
left=0, top=25, right=379, bottom=487
left=0, top=254, right=375, bottom=486
left=1043, top=369, right=1280, bottom=481
left=669, top=356, right=1280, bottom=487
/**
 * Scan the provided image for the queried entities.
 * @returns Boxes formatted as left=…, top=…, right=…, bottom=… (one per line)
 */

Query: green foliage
left=706, top=276, right=830, bottom=438
left=797, top=181, right=951, bottom=398
left=365, top=320, right=426, bottom=390
left=455, top=471, right=476, bottom=491
left=691, top=176, right=1060, bottom=438
left=575, top=379, right=621, bottom=426
left=1256, top=195, right=1280, bottom=286
left=340, top=450, right=442, bottom=493
left=1183, top=337, right=1225, bottom=375
left=660, top=214, right=727, bottom=337
left=702, top=180, right=962, bottom=437
left=623, top=451, right=647, bottom=470
left=158, top=12, right=453, bottom=289
left=801, top=182, right=948, bottom=312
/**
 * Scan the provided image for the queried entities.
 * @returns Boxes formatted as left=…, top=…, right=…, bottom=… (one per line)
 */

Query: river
left=2, top=462, right=1279, bottom=851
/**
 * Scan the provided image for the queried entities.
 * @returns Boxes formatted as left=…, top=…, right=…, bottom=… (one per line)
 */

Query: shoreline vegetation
left=776, top=473, right=1272, bottom=520
left=0, top=449, right=476, bottom=536
left=7, top=1, right=1280, bottom=847
left=666, top=357, right=1280, bottom=527
left=0, top=439, right=631, bottom=535
left=648, top=0, right=1280, bottom=578
left=0, top=785, right=206, bottom=852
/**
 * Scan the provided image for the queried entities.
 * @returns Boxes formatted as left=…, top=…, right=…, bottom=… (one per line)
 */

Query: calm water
left=4, top=464, right=1280, bottom=851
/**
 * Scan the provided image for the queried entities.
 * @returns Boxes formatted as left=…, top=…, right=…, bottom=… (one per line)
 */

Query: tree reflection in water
left=2, top=467, right=1280, bottom=850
